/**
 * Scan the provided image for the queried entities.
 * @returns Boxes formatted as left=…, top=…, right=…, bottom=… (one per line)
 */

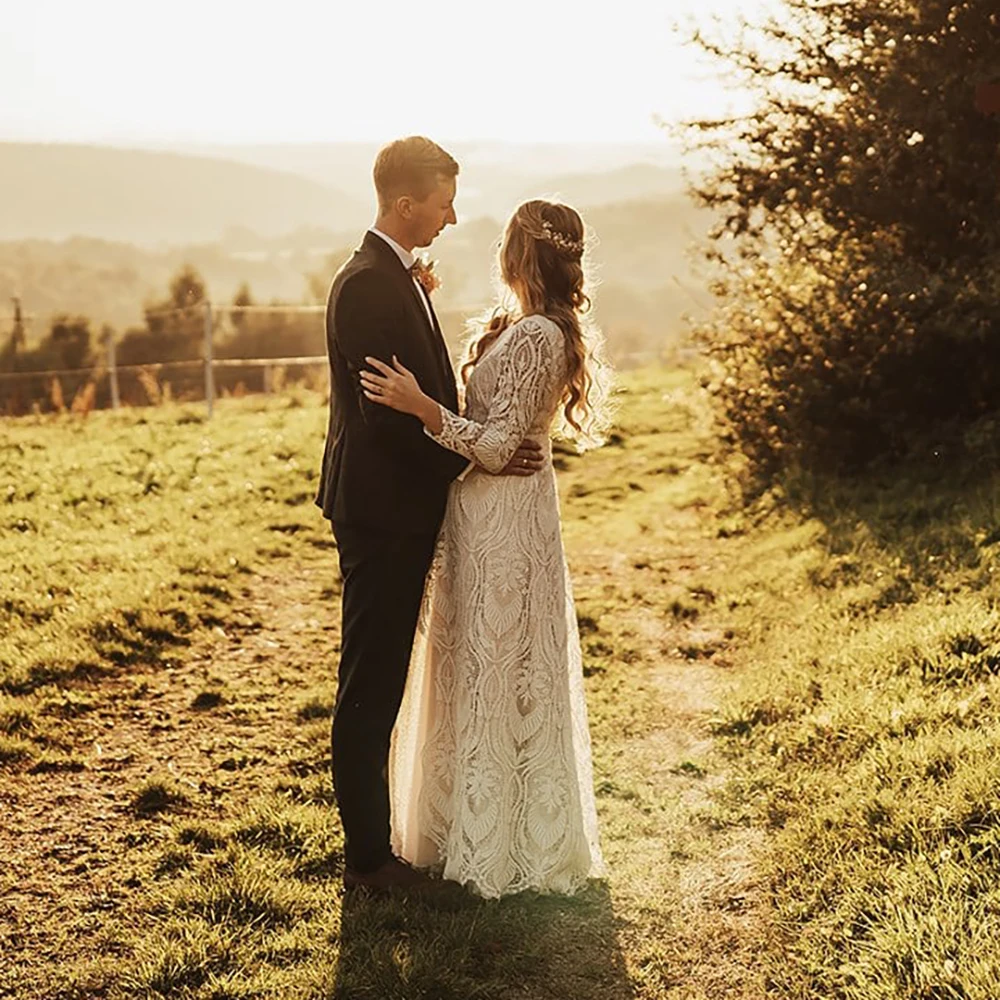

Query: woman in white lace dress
left=359, top=199, right=610, bottom=899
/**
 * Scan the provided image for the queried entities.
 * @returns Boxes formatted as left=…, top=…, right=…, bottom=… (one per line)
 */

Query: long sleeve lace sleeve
left=424, top=316, right=564, bottom=475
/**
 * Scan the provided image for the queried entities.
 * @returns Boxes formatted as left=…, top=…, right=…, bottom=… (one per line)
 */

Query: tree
left=167, top=265, right=207, bottom=311
left=687, top=0, right=1000, bottom=478
left=46, top=315, right=92, bottom=370
left=976, top=81, right=1000, bottom=113
left=0, top=313, right=98, bottom=414
left=230, top=282, right=254, bottom=332
left=118, top=264, right=208, bottom=366
left=9, top=298, right=25, bottom=354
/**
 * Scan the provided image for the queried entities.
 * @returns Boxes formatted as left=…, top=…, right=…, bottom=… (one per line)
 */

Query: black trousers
left=330, top=522, right=437, bottom=874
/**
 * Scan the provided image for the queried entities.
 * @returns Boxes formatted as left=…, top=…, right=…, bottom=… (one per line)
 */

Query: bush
left=688, top=0, right=1000, bottom=481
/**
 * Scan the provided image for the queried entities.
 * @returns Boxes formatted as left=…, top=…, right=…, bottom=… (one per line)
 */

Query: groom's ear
left=395, top=194, right=414, bottom=220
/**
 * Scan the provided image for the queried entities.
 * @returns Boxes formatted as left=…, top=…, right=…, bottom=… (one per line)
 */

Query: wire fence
left=0, top=299, right=680, bottom=418
left=0, top=302, right=329, bottom=417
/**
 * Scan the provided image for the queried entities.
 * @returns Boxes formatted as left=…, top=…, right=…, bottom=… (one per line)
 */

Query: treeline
left=0, top=264, right=335, bottom=415
left=0, top=233, right=343, bottom=333
left=0, top=193, right=709, bottom=378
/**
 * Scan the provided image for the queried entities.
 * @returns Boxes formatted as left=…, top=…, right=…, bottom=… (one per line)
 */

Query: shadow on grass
left=333, top=879, right=635, bottom=1000
left=779, top=448, right=1000, bottom=600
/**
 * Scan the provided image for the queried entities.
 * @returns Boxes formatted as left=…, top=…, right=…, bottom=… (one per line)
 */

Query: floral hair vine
left=538, top=220, right=585, bottom=256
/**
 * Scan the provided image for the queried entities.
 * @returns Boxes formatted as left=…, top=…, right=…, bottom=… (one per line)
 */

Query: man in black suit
left=315, top=136, right=543, bottom=892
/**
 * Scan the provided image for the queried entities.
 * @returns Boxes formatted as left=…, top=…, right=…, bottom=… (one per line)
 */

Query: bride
left=359, top=198, right=611, bottom=899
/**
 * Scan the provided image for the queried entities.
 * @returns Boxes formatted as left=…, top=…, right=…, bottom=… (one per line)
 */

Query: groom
left=315, top=136, right=543, bottom=892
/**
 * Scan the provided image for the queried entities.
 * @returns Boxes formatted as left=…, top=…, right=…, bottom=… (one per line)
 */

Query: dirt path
left=1, top=548, right=339, bottom=998
left=2, top=503, right=768, bottom=999
left=571, top=507, right=767, bottom=998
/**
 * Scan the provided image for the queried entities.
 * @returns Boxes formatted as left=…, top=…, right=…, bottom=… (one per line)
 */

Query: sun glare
left=1, top=0, right=774, bottom=145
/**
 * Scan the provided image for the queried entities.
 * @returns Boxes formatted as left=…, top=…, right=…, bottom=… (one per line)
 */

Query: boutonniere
left=411, top=256, right=441, bottom=296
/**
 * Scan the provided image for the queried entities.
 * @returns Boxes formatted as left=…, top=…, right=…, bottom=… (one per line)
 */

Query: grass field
left=709, top=455, right=1000, bottom=999
left=4, top=365, right=1000, bottom=998
left=2, top=370, right=766, bottom=999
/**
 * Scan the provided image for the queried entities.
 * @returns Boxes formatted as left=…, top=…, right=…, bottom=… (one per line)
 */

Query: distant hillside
left=514, top=163, right=685, bottom=210
left=424, top=195, right=712, bottom=357
left=0, top=235, right=350, bottom=333
left=173, top=141, right=684, bottom=221
left=0, top=143, right=368, bottom=244
left=428, top=193, right=709, bottom=306
left=0, top=186, right=713, bottom=362
left=0, top=141, right=687, bottom=249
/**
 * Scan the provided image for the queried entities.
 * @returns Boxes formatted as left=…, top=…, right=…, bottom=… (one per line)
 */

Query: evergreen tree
left=119, top=264, right=208, bottom=366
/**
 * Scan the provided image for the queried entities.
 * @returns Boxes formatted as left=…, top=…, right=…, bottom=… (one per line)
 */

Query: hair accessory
left=539, top=220, right=585, bottom=256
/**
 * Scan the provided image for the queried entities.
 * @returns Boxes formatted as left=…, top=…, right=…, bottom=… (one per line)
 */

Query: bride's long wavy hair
left=460, top=199, right=614, bottom=450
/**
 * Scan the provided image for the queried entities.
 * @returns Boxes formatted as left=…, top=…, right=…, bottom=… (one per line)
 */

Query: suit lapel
left=364, top=231, right=434, bottom=333
left=414, top=285, right=458, bottom=397
left=405, top=274, right=436, bottom=334
left=420, top=284, right=442, bottom=337
left=361, top=231, right=457, bottom=402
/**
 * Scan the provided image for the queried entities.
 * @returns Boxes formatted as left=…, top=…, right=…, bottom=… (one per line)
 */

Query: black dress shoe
left=343, top=856, right=438, bottom=894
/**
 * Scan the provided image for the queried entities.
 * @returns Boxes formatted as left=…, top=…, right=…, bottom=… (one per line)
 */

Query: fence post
left=107, top=335, right=120, bottom=409
left=204, top=301, right=214, bottom=418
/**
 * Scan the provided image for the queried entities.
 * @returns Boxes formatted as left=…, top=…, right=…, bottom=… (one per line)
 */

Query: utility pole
left=10, top=297, right=24, bottom=354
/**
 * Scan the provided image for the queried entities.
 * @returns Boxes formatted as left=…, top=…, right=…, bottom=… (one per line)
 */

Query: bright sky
left=1, top=0, right=765, bottom=145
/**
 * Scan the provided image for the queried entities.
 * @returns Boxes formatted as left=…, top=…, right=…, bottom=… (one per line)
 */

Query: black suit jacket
left=315, top=231, right=470, bottom=534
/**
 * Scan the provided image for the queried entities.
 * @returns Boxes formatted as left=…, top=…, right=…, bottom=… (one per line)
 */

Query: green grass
left=706, top=448, right=1000, bottom=997
left=5, top=372, right=756, bottom=999
left=0, top=391, right=329, bottom=754
left=16, top=363, right=1000, bottom=998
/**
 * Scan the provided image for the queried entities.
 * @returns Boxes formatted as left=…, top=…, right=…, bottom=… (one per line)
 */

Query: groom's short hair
left=374, top=136, right=459, bottom=211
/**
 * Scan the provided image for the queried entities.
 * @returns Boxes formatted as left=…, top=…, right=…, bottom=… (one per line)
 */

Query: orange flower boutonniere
left=411, top=257, right=441, bottom=296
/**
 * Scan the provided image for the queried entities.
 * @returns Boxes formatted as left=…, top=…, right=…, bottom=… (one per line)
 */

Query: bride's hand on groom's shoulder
left=360, top=355, right=443, bottom=432
left=360, top=355, right=423, bottom=415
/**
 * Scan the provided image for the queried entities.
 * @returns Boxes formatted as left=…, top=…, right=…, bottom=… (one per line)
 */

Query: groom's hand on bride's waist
left=496, top=440, right=545, bottom=477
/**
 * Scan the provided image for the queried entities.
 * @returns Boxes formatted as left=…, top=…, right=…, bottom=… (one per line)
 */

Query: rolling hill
left=0, top=143, right=368, bottom=244
left=0, top=141, right=688, bottom=247
left=166, top=141, right=686, bottom=223
left=0, top=141, right=712, bottom=360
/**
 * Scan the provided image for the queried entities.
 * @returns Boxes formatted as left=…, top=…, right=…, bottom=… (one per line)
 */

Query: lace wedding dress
left=388, top=314, right=606, bottom=899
